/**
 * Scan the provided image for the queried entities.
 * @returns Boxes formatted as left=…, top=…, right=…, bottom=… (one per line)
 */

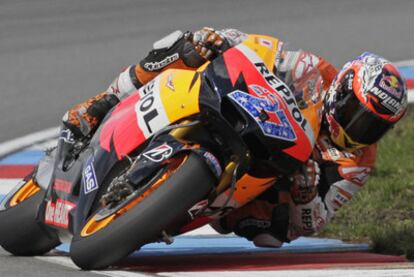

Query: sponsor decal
left=136, top=78, right=170, bottom=137
left=328, top=186, right=351, bottom=211
left=254, top=62, right=308, bottom=130
left=228, top=88, right=297, bottom=141
left=83, top=156, right=98, bottom=194
left=224, top=44, right=315, bottom=161
left=379, top=75, right=402, bottom=99
left=143, top=53, right=179, bottom=71
left=371, top=87, right=403, bottom=114
left=339, top=166, right=371, bottom=186
left=257, top=37, right=273, bottom=49
left=360, top=52, right=386, bottom=78
left=301, top=208, right=313, bottom=232
left=45, top=199, right=76, bottom=229
left=326, top=114, right=341, bottom=139
left=202, top=152, right=222, bottom=178
left=166, top=74, right=175, bottom=91
left=141, top=80, right=155, bottom=96
left=346, top=72, right=355, bottom=91
left=351, top=53, right=385, bottom=95
left=53, top=179, right=72, bottom=194
left=327, top=147, right=342, bottom=161
left=301, top=202, right=326, bottom=234
left=143, top=144, right=173, bottom=162
left=293, top=52, right=319, bottom=81
left=334, top=192, right=349, bottom=207
left=100, top=77, right=170, bottom=160
left=316, top=134, right=354, bottom=161
left=59, top=129, right=75, bottom=144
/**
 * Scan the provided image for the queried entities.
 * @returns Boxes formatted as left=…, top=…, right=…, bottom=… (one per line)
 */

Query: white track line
left=157, top=269, right=414, bottom=277
left=0, top=179, right=21, bottom=194
left=27, top=139, right=59, bottom=151
left=36, top=256, right=150, bottom=277
left=37, top=255, right=414, bottom=277
left=0, top=127, right=59, bottom=158
left=408, top=90, right=414, bottom=103
left=394, top=59, right=414, bottom=66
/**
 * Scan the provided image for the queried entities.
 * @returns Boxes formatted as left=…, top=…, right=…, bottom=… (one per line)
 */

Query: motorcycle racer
left=62, top=27, right=408, bottom=248
left=213, top=49, right=407, bottom=247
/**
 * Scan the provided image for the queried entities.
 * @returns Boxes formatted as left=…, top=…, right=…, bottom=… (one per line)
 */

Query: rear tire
left=0, top=188, right=60, bottom=256
left=70, top=152, right=216, bottom=270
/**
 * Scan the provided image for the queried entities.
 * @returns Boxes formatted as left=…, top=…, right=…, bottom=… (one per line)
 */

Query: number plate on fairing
left=228, top=88, right=297, bottom=141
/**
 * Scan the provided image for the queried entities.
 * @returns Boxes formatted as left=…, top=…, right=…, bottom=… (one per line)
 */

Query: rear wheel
left=70, top=152, right=216, bottom=270
left=0, top=179, right=60, bottom=255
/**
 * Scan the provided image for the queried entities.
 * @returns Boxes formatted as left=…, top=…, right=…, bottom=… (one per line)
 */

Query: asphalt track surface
left=1, top=0, right=414, bottom=276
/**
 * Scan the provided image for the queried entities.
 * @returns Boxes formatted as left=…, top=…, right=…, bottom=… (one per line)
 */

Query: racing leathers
left=208, top=40, right=377, bottom=247
left=223, top=132, right=376, bottom=247
left=62, top=27, right=377, bottom=247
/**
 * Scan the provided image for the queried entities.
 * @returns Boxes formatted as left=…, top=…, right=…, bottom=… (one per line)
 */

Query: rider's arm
left=287, top=137, right=377, bottom=240
left=63, top=27, right=247, bottom=137
left=107, top=28, right=247, bottom=100
left=275, top=49, right=337, bottom=91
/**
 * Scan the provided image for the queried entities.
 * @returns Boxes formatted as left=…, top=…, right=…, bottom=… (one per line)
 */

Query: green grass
left=320, top=104, right=414, bottom=259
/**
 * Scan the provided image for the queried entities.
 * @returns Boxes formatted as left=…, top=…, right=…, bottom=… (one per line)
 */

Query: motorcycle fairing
left=179, top=173, right=276, bottom=234
left=41, top=34, right=323, bottom=238
left=241, top=34, right=283, bottom=70
left=177, top=35, right=324, bottom=233
left=223, top=43, right=315, bottom=162
left=239, top=34, right=322, bottom=151
left=125, top=134, right=221, bottom=186
left=99, top=71, right=201, bottom=160
left=65, top=70, right=203, bottom=233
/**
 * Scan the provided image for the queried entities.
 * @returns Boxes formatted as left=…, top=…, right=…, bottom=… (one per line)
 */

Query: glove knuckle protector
left=290, top=159, right=320, bottom=204
left=140, top=30, right=206, bottom=71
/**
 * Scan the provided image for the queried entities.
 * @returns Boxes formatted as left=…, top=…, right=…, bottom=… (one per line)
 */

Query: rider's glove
left=287, top=196, right=328, bottom=240
left=62, top=92, right=119, bottom=138
left=190, top=27, right=230, bottom=61
left=290, top=159, right=320, bottom=204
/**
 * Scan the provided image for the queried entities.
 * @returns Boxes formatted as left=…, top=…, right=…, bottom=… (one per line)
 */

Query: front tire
left=0, top=181, right=60, bottom=256
left=70, top=153, right=216, bottom=270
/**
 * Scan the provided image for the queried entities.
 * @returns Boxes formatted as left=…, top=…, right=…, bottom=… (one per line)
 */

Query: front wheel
left=0, top=179, right=60, bottom=255
left=70, top=152, right=216, bottom=270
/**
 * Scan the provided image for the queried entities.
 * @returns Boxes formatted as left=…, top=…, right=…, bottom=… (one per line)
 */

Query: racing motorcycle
left=0, top=34, right=323, bottom=270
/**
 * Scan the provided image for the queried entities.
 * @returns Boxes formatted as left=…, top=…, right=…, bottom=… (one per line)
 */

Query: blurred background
left=1, top=0, right=413, bottom=143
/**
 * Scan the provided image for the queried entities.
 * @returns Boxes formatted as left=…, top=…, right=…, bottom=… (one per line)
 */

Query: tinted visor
left=334, top=90, right=393, bottom=145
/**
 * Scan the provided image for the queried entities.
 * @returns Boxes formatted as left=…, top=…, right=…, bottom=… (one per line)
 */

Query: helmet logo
left=346, top=72, right=354, bottom=91
left=293, top=52, right=320, bottom=81
left=370, top=87, right=404, bottom=115
left=357, top=52, right=387, bottom=96
left=379, top=75, right=402, bottom=99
